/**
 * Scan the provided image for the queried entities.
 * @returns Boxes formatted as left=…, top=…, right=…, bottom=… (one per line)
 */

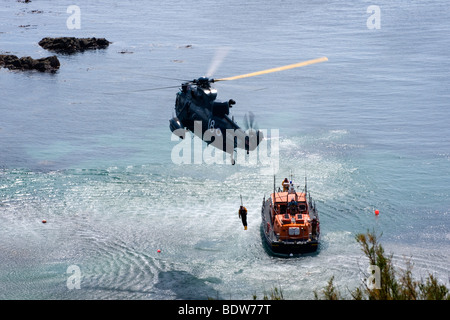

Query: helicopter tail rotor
left=243, top=111, right=263, bottom=153
left=243, top=111, right=258, bottom=131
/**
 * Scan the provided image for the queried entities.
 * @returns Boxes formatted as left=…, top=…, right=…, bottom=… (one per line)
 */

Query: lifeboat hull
left=261, top=191, right=320, bottom=256
left=261, top=229, right=320, bottom=255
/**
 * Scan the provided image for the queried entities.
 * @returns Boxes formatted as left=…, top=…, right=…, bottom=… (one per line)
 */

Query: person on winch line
left=238, top=205, right=248, bottom=230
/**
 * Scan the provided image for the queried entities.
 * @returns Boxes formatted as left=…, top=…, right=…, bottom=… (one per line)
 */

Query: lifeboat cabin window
left=298, top=203, right=307, bottom=212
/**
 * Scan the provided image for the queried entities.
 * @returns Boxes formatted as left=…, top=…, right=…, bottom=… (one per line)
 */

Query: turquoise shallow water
left=1, top=0, right=449, bottom=299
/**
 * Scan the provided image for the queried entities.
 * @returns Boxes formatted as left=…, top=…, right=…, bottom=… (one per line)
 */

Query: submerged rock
left=0, top=54, right=60, bottom=72
left=38, top=37, right=111, bottom=54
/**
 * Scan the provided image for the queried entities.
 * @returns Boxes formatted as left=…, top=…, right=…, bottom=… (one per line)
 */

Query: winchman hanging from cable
left=238, top=195, right=248, bottom=230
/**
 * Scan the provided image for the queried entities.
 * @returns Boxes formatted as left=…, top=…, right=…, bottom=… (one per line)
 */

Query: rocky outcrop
left=0, top=54, right=60, bottom=72
left=38, top=37, right=111, bottom=54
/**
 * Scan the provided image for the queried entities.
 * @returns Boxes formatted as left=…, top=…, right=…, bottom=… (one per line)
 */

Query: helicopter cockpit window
left=197, top=87, right=217, bottom=101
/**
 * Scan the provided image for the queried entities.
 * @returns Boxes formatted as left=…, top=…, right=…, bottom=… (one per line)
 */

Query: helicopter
left=169, top=56, right=328, bottom=165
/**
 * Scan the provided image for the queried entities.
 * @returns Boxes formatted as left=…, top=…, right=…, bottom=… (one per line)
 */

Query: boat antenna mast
left=273, top=175, right=276, bottom=196
left=305, top=175, right=308, bottom=196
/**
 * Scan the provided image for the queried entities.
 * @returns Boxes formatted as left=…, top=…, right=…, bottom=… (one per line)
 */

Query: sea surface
left=1, top=0, right=449, bottom=299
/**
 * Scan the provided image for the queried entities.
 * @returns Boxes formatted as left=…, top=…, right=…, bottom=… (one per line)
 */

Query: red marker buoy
left=42, top=219, right=47, bottom=224
left=375, top=209, right=379, bottom=216
left=157, top=249, right=161, bottom=253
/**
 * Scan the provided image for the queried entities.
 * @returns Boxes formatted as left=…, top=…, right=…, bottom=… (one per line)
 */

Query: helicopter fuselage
left=167, top=57, right=328, bottom=164
left=170, top=78, right=263, bottom=157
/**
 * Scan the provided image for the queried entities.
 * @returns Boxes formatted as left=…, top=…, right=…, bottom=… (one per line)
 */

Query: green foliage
left=418, top=274, right=449, bottom=300
left=314, top=276, right=340, bottom=300
left=253, top=286, right=284, bottom=300
left=316, top=230, right=450, bottom=300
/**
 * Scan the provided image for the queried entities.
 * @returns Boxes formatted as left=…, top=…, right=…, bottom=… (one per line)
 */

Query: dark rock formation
left=38, top=37, right=111, bottom=54
left=0, top=54, right=60, bottom=72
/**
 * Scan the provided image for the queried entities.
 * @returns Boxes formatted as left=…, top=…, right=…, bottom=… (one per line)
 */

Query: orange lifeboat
left=261, top=178, right=320, bottom=255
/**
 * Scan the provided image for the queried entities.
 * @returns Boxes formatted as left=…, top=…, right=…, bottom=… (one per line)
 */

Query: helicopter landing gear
left=231, top=149, right=236, bottom=165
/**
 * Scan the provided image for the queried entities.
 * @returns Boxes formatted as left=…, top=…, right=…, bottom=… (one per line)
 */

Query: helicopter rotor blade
left=214, top=56, right=328, bottom=82
left=243, top=111, right=257, bottom=131
left=104, top=85, right=182, bottom=95
left=248, top=111, right=255, bottom=129
left=206, top=47, right=231, bottom=78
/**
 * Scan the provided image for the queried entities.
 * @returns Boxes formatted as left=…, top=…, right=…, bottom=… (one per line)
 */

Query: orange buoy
left=375, top=209, right=379, bottom=216
left=42, top=219, right=47, bottom=223
left=157, top=249, right=161, bottom=253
